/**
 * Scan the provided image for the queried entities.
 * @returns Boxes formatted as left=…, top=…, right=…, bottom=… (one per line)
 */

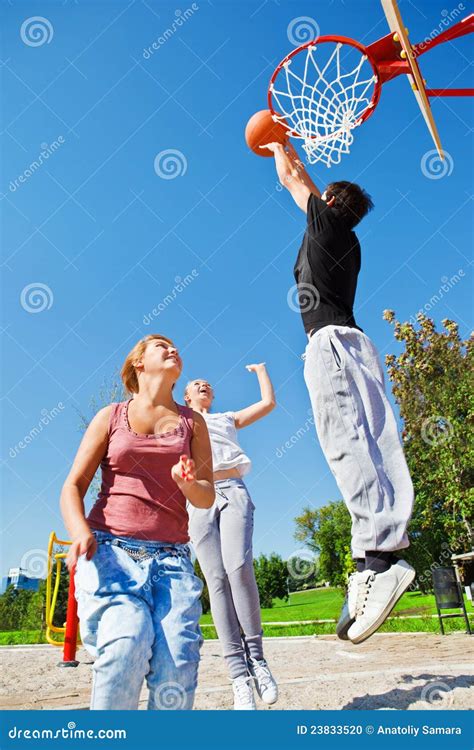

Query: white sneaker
left=347, top=559, right=416, bottom=644
left=336, top=571, right=361, bottom=640
left=232, top=675, right=256, bottom=710
left=248, top=658, right=278, bottom=705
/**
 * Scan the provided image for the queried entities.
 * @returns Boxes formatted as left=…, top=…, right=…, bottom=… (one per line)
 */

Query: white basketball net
left=270, top=42, right=378, bottom=167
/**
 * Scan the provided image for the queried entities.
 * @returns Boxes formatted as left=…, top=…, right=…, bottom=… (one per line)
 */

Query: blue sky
left=1, top=0, right=472, bottom=577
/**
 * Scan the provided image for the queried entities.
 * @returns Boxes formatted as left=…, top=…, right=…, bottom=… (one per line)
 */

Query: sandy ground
left=0, top=633, right=472, bottom=711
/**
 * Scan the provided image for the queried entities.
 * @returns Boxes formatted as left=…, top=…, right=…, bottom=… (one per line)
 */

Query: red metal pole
left=426, top=88, right=474, bottom=97
left=58, top=565, right=79, bottom=667
left=414, top=13, right=474, bottom=57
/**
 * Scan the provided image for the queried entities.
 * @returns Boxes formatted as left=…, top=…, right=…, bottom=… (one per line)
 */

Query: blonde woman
left=60, top=334, right=214, bottom=710
left=184, top=363, right=278, bottom=710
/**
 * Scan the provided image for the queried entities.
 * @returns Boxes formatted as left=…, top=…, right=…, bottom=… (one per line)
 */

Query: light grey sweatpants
left=187, top=478, right=264, bottom=680
left=303, top=325, right=413, bottom=559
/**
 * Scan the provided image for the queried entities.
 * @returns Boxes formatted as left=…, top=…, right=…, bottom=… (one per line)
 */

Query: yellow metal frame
left=45, top=531, right=81, bottom=647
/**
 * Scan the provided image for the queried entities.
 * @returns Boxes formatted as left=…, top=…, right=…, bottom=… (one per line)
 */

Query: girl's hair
left=121, top=334, right=176, bottom=395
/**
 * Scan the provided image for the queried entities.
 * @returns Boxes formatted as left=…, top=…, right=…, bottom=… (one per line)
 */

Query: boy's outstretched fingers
left=259, top=142, right=282, bottom=154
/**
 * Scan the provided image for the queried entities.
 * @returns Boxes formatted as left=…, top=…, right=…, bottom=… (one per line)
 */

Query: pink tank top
left=87, top=400, right=194, bottom=543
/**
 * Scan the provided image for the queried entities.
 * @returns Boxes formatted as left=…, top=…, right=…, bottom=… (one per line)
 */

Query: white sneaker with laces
left=248, top=658, right=278, bottom=705
left=347, top=559, right=416, bottom=644
left=232, top=675, right=256, bottom=710
left=336, top=571, right=362, bottom=640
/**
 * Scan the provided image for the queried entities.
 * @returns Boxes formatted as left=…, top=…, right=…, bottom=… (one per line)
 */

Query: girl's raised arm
left=234, top=363, right=276, bottom=429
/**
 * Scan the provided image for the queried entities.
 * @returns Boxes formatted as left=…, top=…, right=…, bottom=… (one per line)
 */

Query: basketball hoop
left=269, top=37, right=381, bottom=167
left=267, top=3, right=474, bottom=167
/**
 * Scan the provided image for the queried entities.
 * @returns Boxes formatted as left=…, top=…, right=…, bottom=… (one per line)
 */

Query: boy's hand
left=259, top=142, right=285, bottom=155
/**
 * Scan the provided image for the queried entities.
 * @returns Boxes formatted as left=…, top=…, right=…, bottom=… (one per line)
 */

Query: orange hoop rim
left=267, top=35, right=383, bottom=141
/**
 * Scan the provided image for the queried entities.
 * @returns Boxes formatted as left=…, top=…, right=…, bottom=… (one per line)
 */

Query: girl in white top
left=184, top=363, right=278, bottom=710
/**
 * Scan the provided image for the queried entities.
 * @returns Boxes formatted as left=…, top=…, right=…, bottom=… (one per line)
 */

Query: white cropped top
left=203, top=411, right=252, bottom=476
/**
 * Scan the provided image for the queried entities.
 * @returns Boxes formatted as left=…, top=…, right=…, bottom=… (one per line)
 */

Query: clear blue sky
left=1, top=0, right=472, bottom=577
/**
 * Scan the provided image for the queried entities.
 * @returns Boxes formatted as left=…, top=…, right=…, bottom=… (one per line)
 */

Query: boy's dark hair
left=325, top=181, right=374, bottom=229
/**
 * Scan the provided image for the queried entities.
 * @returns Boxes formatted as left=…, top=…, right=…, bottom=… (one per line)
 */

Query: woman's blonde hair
left=121, top=334, right=176, bottom=395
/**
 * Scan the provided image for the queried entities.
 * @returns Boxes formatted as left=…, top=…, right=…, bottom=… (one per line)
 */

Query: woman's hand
left=66, top=531, right=97, bottom=571
left=171, top=454, right=196, bottom=486
left=245, top=363, right=266, bottom=374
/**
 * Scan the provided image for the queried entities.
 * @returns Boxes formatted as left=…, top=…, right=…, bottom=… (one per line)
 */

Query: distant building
left=0, top=567, right=42, bottom=595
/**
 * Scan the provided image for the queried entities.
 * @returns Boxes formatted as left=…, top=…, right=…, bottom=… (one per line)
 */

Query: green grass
left=199, top=587, right=345, bottom=626
left=0, top=630, right=48, bottom=645
left=200, top=588, right=473, bottom=638
left=1, top=589, right=472, bottom=646
left=200, top=587, right=472, bottom=626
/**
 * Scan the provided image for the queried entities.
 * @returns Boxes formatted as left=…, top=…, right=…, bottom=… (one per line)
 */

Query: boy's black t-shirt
left=293, top=193, right=363, bottom=335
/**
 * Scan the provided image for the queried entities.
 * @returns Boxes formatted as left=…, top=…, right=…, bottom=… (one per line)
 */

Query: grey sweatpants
left=303, top=325, right=413, bottom=559
left=187, top=478, right=264, bottom=680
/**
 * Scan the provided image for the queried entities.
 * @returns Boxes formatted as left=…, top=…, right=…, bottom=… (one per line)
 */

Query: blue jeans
left=74, top=530, right=203, bottom=710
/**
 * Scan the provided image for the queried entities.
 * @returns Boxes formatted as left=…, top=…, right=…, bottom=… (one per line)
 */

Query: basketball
left=245, top=109, right=289, bottom=157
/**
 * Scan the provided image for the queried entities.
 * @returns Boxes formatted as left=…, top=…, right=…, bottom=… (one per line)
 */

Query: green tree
left=23, top=588, right=45, bottom=631
left=0, top=586, right=20, bottom=630
left=0, top=564, right=70, bottom=633
left=0, top=586, right=36, bottom=631
left=253, top=553, right=289, bottom=608
left=47, top=562, right=71, bottom=629
left=294, top=501, right=352, bottom=587
left=286, top=554, right=320, bottom=592
left=383, top=311, right=473, bottom=582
